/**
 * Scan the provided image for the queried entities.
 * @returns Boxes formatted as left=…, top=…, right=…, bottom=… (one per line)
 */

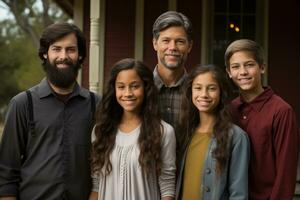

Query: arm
left=88, top=192, right=98, bottom=200
left=228, top=127, right=250, bottom=200
left=0, top=95, right=28, bottom=197
left=162, top=197, right=174, bottom=200
left=270, top=107, right=298, bottom=200
left=0, top=198, right=17, bottom=200
left=159, top=123, right=176, bottom=200
left=89, top=173, right=99, bottom=200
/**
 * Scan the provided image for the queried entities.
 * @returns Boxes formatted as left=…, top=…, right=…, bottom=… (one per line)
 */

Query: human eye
left=230, top=64, right=239, bottom=70
left=51, top=47, right=61, bottom=52
left=208, top=85, right=218, bottom=91
left=193, top=85, right=202, bottom=90
left=161, top=38, right=169, bottom=44
left=116, top=84, right=125, bottom=90
left=245, top=62, right=256, bottom=68
left=67, top=47, right=77, bottom=53
left=177, top=39, right=186, bottom=45
left=130, top=83, right=141, bottom=90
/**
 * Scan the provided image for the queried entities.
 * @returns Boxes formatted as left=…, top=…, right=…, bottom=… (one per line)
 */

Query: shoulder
left=79, top=86, right=102, bottom=104
left=10, top=91, right=29, bottom=107
left=230, top=124, right=249, bottom=145
left=5, top=90, right=31, bottom=118
left=89, top=91, right=102, bottom=105
left=160, top=120, right=176, bottom=142
left=269, top=93, right=294, bottom=113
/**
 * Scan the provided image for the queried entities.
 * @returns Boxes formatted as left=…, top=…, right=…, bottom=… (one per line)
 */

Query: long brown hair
left=178, top=64, right=232, bottom=174
left=91, top=58, right=162, bottom=176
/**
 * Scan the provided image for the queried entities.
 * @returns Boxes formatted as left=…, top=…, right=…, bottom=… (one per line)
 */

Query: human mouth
left=196, top=99, right=211, bottom=107
left=238, top=77, right=252, bottom=84
left=55, top=60, right=73, bottom=69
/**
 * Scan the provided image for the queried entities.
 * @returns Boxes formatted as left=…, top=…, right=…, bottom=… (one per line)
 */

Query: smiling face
left=153, top=26, right=192, bottom=70
left=115, top=69, right=144, bottom=115
left=192, top=72, right=220, bottom=114
left=227, top=51, right=264, bottom=97
left=43, top=33, right=81, bottom=89
left=44, top=33, right=80, bottom=69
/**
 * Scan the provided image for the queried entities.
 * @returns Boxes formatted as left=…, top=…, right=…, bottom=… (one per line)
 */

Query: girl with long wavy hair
left=175, top=64, right=250, bottom=200
left=89, top=58, right=176, bottom=200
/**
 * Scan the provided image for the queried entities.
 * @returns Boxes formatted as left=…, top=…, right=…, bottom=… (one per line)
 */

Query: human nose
left=124, top=87, right=133, bottom=96
left=58, top=49, right=68, bottom=60
left=199, top=89, right=208, bottom=97
left=168, top=40, right=177, bottom=50
left=239, top=65, right=248, bottom=75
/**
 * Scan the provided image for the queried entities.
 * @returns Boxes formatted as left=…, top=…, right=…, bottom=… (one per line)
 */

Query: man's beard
left=160, top=54, right=185, bottom=70
left=43, top=59, right=81, bottom=89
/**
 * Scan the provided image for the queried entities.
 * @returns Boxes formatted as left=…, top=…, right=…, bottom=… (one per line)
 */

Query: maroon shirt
left=230, top=87, right=299, bottom=200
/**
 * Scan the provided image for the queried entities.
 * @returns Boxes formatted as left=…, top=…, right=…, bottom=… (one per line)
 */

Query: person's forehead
left=50, top=33, right=78, bottom=47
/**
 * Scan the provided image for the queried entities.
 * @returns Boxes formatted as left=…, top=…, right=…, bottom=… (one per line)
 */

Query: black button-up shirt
left=0, top=78, right=99, bottom=199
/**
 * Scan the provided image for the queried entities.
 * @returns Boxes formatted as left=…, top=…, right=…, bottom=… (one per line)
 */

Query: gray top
left=92, top=121, right=176, bottom=200
left=0, top=78, right=100, bottom=200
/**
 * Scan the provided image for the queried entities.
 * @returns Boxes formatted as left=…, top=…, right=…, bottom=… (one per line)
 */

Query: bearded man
left=0, top=22, right=100, bottom=200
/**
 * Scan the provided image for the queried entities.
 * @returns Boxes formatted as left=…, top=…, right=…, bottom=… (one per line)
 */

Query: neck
left=240, top=86, right=264, bottom=102
left=119, top=112, right=142, bottom=133
left=49, top=81, right=75, bottom=95
left=197, top=112, right=216, bottom=133
left=157, top=64, right=184, bottom=86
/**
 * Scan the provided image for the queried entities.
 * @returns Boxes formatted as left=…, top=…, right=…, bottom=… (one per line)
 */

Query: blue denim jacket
left=176, top=124, right=250, bottom=200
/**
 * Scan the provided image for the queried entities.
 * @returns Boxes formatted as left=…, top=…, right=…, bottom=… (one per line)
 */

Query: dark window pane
left=228, top=15, right=241, bottom=40
left=212, top=39, right=228, bottom=68
left=229, top=0, right=241, bottom=13
left=242, top=16, right=255, bottom=39
left=214, top=15, right=227, bottom=40
left=215, top=0, right=227, bottom=12
left=243, top=0, right=256, bottom=13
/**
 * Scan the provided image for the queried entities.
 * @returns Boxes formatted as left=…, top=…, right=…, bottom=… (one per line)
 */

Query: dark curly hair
left=91, top=58, right=163, bottom=176
left=178, top=64, right=232, bottom=174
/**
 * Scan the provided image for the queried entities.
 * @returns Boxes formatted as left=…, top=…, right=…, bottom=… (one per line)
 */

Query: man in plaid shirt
left=152, top=11, right=193, bottom=139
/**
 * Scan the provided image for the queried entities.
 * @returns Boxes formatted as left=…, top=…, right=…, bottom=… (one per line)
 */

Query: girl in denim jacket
left=176, top=64, right=250, bottom=200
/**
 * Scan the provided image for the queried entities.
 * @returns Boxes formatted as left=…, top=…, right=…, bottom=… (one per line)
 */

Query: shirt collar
left=36, top=78, right=89, bottom=99
left=237, top=86, right=274, bottom=112
left=153, top=65, right=187, bottom=90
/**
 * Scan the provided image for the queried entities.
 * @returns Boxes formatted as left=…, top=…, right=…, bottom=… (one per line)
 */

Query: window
left=212, top=0, right=256, bottom=67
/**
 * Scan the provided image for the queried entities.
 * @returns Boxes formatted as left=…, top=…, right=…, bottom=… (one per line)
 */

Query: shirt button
left=167, top=107, right=171, bottom=112
left=243, top=115, right=247, bottom=119
left=205, top=168, right=211, bottom=174
left=204, top=186, right=210, bottom=192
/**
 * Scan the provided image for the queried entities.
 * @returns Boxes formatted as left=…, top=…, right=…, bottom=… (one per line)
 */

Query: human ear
left=226, top=67, right=232, bottom=78
left=260, top=64, right=266, bottom=74
left=153, top=38, right=158, bottom=51
left=43, top=54, right=47, bottom=59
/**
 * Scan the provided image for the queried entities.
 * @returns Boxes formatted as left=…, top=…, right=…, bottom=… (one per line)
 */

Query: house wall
left=177, top=0, right=202, bottom=72
left=81, top=0, right=90, bottom=89
left=143, top=0, right=168, bottom=69
left=268, top=0, right=300, bottom=124
left=104, top=0, right=136, bottom=84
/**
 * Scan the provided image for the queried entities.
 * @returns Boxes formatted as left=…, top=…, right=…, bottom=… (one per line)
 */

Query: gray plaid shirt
left=153, top=66, right=187, bottom=138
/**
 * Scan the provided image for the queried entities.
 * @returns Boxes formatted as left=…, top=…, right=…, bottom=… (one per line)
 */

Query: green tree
left=0, top=0, right=70, bottom=122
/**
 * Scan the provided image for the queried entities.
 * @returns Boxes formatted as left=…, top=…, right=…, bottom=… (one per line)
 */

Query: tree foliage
left=0, top=0, right=71, bottom=121
left=0, top=0, right=70, bottom=48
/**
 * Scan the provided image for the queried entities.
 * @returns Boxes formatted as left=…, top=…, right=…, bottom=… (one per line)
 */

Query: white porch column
left=134, top=0, right=144, bottom=60
left=168, top=0, right=177, bottom=11
left=89, top=0, right=105, bottom=94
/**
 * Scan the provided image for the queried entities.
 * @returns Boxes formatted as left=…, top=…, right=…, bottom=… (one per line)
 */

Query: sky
left=0, top=2, right=13, bottom=21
